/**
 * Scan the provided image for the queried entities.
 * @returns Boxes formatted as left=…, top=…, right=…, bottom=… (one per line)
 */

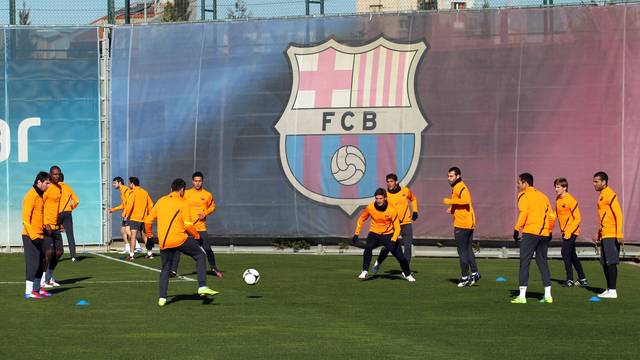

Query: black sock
left=608, top=264, right=617, bottom=289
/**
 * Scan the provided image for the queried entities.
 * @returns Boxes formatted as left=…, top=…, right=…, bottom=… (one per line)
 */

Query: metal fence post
left=305, top=0, right=324, bottom=15
left=9, top=0, right=16, bottom=25
left=108, top=0, right=115, bottom=24
left=203, top=0, right=217, bottom=20
left=100, top=27, right=112, bottom=249
left=125, top=0, right=131, bottom=24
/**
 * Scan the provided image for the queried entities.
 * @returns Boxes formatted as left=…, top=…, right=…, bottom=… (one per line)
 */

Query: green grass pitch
left=0, top=253, right=638, bottom=359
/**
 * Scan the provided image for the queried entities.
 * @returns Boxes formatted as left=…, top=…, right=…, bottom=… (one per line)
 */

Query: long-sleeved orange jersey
left=386, top=186, right=418, bottom=225
left=515, top=187, right=554, bottom=237
left=124, top=186, right=154, bottom=222
left=554, top=192, right=581, bottom=238
left=355, top=202, right=401, bottom=241
left=22, top=187, right=45, bottom=240
left=43, top=183, right=62, bottom=229
left=184, top=188, right=216, bottom=232
left=59, top=182, right=79, bottom=212
left=145, top=191, right=199, bottom=249
left=597, top=186, right=623, bottom=239
left=111, top=185, right=130, bottom=213
left=445, top=180, right=475, bottom=229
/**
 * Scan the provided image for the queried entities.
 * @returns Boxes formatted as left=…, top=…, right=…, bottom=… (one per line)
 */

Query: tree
left=226, top=0, right=252, bottom=19
left=19, top=0, right=30, bottom=25
left=162, top=0, right=192, bottom=22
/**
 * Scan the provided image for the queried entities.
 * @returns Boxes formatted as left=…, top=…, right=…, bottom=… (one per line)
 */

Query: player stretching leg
left=371, top=173, right=419, bottom=275
left=352, top=188, right=415, bottom=282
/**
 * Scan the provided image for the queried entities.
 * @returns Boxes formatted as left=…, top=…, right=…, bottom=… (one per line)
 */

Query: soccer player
left=352, top=188, right=415, bottom=282
left=552, top=178, right=587, bottom=287
left=144, top=178, right=220, bottom=306
left=58, top=173, right=80, bottom=262
left=124, top=177, right=154, bottom=261
left=22, top=171, right=52, bottom=299
left=511, top=173, right=555, bottom=304
left=593, top=171, right=623, bottom=299
left=41, top=165, right=64, bottom=288
left=370, top=173, right=418, bottom=274
left=110, top=176, right=132, bottom=254
left=442, top=167, right=480, bottom=287
left=169, top=171, right=222, bottom=278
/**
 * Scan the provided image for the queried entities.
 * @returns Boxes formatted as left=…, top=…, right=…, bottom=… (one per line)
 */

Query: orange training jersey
left=145, top=191, right=198, bottom=249
left=59, top=182, right=80, bottom=212
left=111, top=185, right=130, bottom=213
left=555, top=192, right=581, bottom=237
left=22, top=187, right=45, bottom=240
left=597, top=186, right=623, bottom=239
left=515, top=187, right=554, bottom=237
left=184, top=188, right=216, bottom=232
left=43, top=182, right=62, bottom=229
left=386, top=186, right=418, bottom=225
left=449, top=180, right=475, bottom=229
left=124, top=186, right=153, bottom=222
left=355, top=202, right=401, bottom=241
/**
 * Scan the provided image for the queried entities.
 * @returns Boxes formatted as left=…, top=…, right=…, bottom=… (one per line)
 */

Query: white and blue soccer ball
left=243, top=268, right=260, bottom=285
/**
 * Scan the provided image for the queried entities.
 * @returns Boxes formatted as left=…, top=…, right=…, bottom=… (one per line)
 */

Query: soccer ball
left=331, top=145, right=366, bottom=186
left=243, top=268, right=260, bottom=285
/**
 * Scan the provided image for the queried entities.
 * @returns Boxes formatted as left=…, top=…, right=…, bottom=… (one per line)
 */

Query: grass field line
left=0, top=279, right=190, bottom=285
left=624, top=261, right=640, bottom=268
left=90, top=252, right=197, bottom=282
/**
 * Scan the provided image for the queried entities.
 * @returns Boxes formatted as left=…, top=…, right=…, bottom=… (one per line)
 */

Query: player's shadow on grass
left=448, top=278, right=460, bottom=285
left=61, top=255, right=90, bottom=263
left=49, top=286, right=83, bottom=294
left=169, top=294, right=218, bottom=305
left=60, top=276, right=92, bottom=285
left=551, top=278, right=605, bottom=294
left=247, top=295, right=262, bottom=299
left=367, top=274, right=404, bottom=281
left=384, top=269, right=419, bottom=275
left=509, top=289, right=543, bottom=300
left=582, top=285, right=606, bottom=294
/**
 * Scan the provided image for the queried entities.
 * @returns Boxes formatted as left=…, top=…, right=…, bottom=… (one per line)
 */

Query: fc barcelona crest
left=275, top=37, right=429, bottom=215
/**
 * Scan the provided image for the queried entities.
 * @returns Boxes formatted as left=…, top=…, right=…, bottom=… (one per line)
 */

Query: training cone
left=76, top=300, right=89, bottom=306
left=589, top=296, right=601, bottom=302
left=495, top=277, right=507, bottom=283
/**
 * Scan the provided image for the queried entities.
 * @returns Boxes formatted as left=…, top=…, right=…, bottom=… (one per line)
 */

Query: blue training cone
left=76, top=300, right=90, bottom=306
left=589, top=296, right=601, bottom=302
left=495, top=276, right=507, bottom=283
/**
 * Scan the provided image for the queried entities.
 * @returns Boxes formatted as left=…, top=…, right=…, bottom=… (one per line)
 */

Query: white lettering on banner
left=0, top=117, right=41, bottom=163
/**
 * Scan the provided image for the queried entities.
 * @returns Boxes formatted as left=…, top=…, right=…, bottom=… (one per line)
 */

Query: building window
left=452, top=2, right=466, bottom=9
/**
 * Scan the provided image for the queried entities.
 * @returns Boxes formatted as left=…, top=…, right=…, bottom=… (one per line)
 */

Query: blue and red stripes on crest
left=285, top=134, right=415, bottom=199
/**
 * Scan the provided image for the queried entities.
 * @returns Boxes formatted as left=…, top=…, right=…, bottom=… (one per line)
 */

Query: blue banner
left=0, top=27, right=102, bottom=246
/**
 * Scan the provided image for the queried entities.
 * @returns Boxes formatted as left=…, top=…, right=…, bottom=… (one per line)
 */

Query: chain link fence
left=0, top=0, right=638, bottom=25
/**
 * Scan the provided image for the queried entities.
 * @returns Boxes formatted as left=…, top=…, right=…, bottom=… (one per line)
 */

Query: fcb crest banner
left=111, top=5, right=640, bottom=242
left=275, top=37, right=428, bottom=214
